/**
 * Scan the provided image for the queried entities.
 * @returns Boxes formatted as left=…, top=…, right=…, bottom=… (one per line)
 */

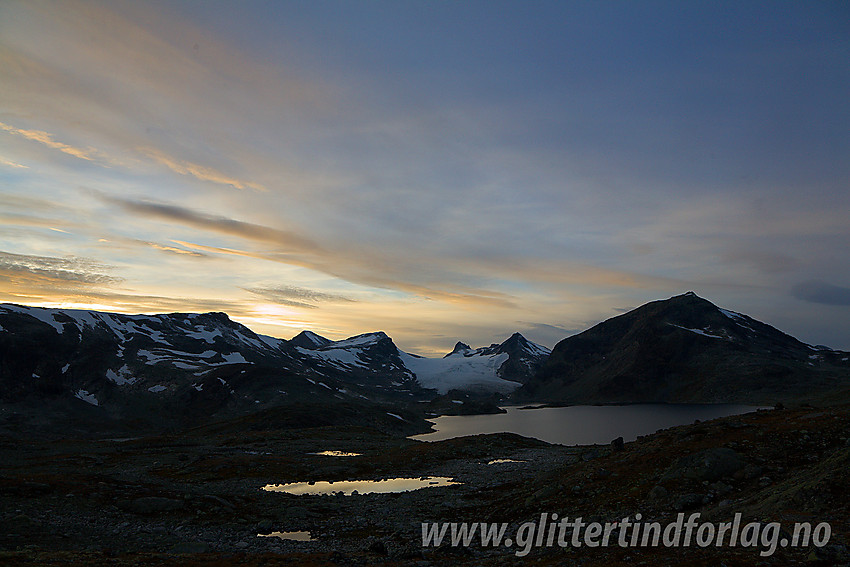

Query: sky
left=1, top=0, right=848, bottom=354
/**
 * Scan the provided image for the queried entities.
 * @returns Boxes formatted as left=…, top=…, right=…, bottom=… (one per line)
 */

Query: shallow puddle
left=262, top=476, right=461, bottom=495
left=309, top=450, right=361, bottom=457
left=258, top=531, right=313, bottom=541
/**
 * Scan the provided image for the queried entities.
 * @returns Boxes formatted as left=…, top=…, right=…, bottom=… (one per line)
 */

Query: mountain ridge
left=0, top=303, right=546, bottom=430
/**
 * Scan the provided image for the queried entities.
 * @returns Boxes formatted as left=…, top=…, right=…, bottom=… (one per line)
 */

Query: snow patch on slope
left=297, top=346, right=366, bottom=369
left=106, top=365, right=137, bottom=385
left=184, top=327, right=222, bottom=344
left=669, top=323, right=731, bottom=340
left=719, top=308, right=756, bottom=332
left=74, top=389, right=98, bottom=406
left=0, top=305, right=66, bottom=334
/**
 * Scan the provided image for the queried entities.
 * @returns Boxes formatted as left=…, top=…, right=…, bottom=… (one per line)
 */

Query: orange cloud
left=0, top=251, right=122, bottom=291
left=0, top=156, right=28, bottom=168
left=144, top=242, right=206, bottom=257
left=0, top=121, right=96, bottom=161
left=140, top=147, right=267, bottom=192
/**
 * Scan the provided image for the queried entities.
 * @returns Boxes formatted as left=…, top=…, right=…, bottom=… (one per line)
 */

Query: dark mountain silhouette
left=518, top=292, right=850, bottom=404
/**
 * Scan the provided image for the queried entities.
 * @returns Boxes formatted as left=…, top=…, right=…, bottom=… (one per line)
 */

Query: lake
left=262, top=476, right=461, bottom=496
left=410, top=404, right=764, bottom=446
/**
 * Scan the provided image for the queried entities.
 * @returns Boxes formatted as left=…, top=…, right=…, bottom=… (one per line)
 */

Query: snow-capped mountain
left=0, top=304, right=549, bottom=427
left=286, top=328, right=549, bottom=394
left=0, top=305, right=426, bottom=430
left=292, top=331, right=420, bottom=390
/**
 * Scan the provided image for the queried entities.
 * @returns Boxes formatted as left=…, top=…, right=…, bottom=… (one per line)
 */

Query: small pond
left=262, top=476, right=461, bottom=496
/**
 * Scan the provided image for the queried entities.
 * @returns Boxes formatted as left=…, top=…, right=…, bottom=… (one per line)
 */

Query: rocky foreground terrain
left=1, top=402, right=848, bottom=566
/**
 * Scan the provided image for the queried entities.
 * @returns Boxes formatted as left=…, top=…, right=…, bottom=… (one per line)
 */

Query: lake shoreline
left=411, top=403, right=767, bottom=445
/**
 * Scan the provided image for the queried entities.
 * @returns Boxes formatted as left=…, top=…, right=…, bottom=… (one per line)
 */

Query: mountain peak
left=289, top=330, right=332, bottom=349
left=330, top=331, right=391, bottom=349
left=670, top=291, right=709, bottom=302
left=495, top=332, right=550, bottom=357
left=655, top=292, right=721, bottom=317
left=505, top=332, right=528, bottom=343
left=445, top=341, right=471, bottom=357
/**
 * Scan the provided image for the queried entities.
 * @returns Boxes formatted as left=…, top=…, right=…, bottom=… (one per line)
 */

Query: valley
left=1, top=293, right=848, bottom=565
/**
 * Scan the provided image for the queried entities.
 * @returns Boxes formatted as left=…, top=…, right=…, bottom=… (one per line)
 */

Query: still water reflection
left=258, top=531, right=313, bottom=541
left=411, top=404, right=763, bottom=445
left=262, top=476, right=461, bottom=495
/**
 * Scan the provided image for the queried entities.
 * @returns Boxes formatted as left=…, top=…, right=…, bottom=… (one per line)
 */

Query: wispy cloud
left=143, top=241, right=207, bottom=258
left=0, top=288, right=252, bottom=319
left=0, top=121, right=96, bottom=161
left=0, top=1, right=329, bottom=196
left=94, top=193, right=323, bottom=253
left=0, top=251, right=122, bottom=288
left=140, top=147, right=266, bottom=192
left=244, top=285, right=355, bottom=309
left=100, top=193, right=677, bottom=310
left=0, top=213, right=84, bottom=232
left=0, top=156, right=28, bottom=169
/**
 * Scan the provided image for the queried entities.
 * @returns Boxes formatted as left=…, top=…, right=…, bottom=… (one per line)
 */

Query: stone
left=611, top=437, right=625, bottom=451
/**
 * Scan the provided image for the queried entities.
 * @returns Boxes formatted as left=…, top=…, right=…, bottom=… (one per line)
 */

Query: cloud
left=101, top=193, right=679, bottom=311
left=171, top=240, right=276, bottom=261
left=244, top=285, right=355, bottom=309
left=0, top=1, right=329, bottom=197
left=0, top=287, right=251, bottom=319
left=97, top=193, right=520, bottom=307
left=0, top=121, right=96, bottom=161
left=0, top=213, right=85, bottom=232
left=93, top=235, right=210, bottom=259
left=0, top=156, right=28, bottom=168
left=94, top=193, right=323, bottom=254
left=143, top=241, right=207, bottom=257
left=173, top=237, right=520, bottom=308
left=791, top=280, right=850, bottom=307
left=140, top=147, right=266, bottom=192
left=0, top=251, right=122, bottom=288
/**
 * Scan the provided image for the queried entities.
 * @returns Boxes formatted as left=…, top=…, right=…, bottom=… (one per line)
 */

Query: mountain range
left=1, top=292, right=848, bottom=432
left=0, top=303, right=548, bottom=430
